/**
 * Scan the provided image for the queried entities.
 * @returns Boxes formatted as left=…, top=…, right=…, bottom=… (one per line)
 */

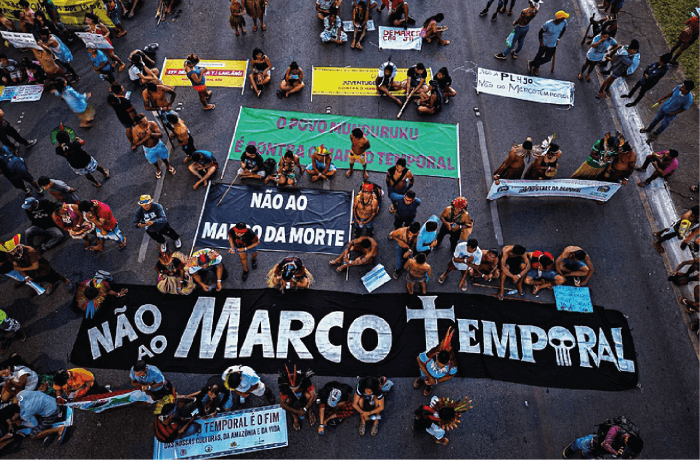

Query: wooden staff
left=397, top=85, right=419, bottom=119
left=216, top=171, right=240, bottom=206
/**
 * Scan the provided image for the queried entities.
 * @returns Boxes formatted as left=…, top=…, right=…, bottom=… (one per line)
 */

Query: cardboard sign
left=74, top=32, right=113, bottom=50
left=362, top=264, right=392, bottom=292
left=378, top=26, right=422, bottom=50
left=0, top=31, right=41, bottom=50
left=554, top=285, right=594, bottom=313
left=342, top=19, right=376, bottom=31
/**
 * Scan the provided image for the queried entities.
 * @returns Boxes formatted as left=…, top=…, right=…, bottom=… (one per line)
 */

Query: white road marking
left=476, top=120, right=503, bottom=246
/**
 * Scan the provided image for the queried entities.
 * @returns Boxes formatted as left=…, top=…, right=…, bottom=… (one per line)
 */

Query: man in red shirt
left=523, top=250, right=565, bottom=295
left=78, top=200, right=127, bottom=252
left=670, top=15, right=698, bottom=65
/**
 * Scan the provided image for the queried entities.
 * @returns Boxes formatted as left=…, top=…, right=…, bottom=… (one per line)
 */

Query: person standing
left=640, top=80, right=694, bottom=143
left=571, top=132, right=623, bottom=180
left=404, top=252, right=431, bottom=295
left=389, top=190, right=420, bottom=229
left=0, top=147, right=43, bottom=196
left=185, top=54, right=215, bottom=110
left=0, top=109, right=36, bottom=152
left=55, top=131, right=109, bottom=187
left=37, top=28, right=76, bottom=81
left=84, top=13, right=125, bottom=71
left=578, top=29, right=617, bottom=82
left=527, top=10, right=568, bottom=76
left=415, top=216, right=440, bottom=256
left=479, top=0, right=516, bottom=22
left=596, top=40, right=640, bottom=98
left=347, top=128, right=370, bottom=179
left=602, top=142, right=635, bottom=185
left=636, top=149, right=678, bottom=187
left=0, top=309, right=26, bottom=353
left=669, top=14, right=698, bottom=66
left=132, top=113, right=176, bottom=179
left=166, top=113, right=196, bottom=159
left=133, top=194, right=182, bottom=253
left=435, top=197, right=473, bottom=252
left=523, top=143, right=562, bottom=180
left=222, top=365, right=275, bottom=405
left=413, top=329, right=458, bottom=396
left=79, top=199, right=127, bottom=252
left=493, top=138, right=533, bottom=181
left=143, top=82, right=177, bottom=115
left=621, top=53, right=671, bottom=107
left=385, top=158, right=414, bottom=202
left=353, top=182, right=379, bottom=238
left=22, top=197, right=65, bottom=252
left=495, top=0, right=540, bottom=60
left=229, top=0, right=247, bottom=36
left=107, top=84, right=137, bottom=149
left=389, top=221, right=419, bottom=279
left=228, top=222, right=259, bottom=281
left=50, top=78, right=94, bottom=128
left=87, top=44, right=116, bottom=84
left=244, top=0, right=266, bottom=32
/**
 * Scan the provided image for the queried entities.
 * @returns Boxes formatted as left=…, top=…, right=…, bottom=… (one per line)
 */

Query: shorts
left=452, top=258, right=469, bottom=272
left=143, top=141, right=170, bottom=164
left=247, top=381, right=266, bottom=397
left=96, top=223, right=125, bottom=243
left=71, top=157, right=98, bottom=176
left=237, top=168, right=265, bottom=176
left=193, top=85, right=207, bottom=93
left=562, top=259, right=586, bottom=272
left=29, top=410, right=62, bottom=437
left=526, top=268, right=559, bottom=282
left=348, top=153, right=366, bottom=165
left=306, top=163, right=336, bottom=172
left=407, top=271, right=428, bottom=283
left=235, top=246, right=258, bottom=254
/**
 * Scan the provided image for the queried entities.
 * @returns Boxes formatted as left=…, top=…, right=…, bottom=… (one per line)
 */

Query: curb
left=575, top=0, right=699, bottom=357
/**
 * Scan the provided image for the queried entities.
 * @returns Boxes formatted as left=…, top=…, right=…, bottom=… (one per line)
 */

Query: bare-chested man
left=329, top=236, right=378, bottom=273
left=306, top=146, right=337, bottom=182
left=143, top=82, right=176, bottom=112
left=404, top=252, right=431, bottom=295
left=473, top=248, right=501, bottom=282
left=166, top=113, right=196, bottom=159
left=353, top=182, right=379, bottom=238
left=132, top=113, right=176, bottom=179
left=523, top=250, right=565, bottom=295
left=498, top=244, right=530, bottom=300
left=555, top=246, right=594, bottom=286
left=493, top=138, right=534, bottom=182
left=436, top=196, right=473, bottom=252
left=603, top=142, right=636, bottom=185
left=389, top=221, right=419, bottom=279
left=347, top=128, right=371, bottom=179
left=265, top=150, right=304, bottom=188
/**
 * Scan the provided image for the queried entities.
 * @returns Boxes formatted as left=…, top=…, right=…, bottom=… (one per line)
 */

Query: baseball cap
left=555, top=10, right=569, bottom=19
left=327, top=388, right=342, bottom=407
left=138, top=194, right=153, bottom=205
left=21, top=197, right=37, bottom=209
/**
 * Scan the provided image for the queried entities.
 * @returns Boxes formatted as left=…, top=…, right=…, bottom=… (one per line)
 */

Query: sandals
left=168, top=166, right=176, bottom=175
left=422, top=385, right=433, bottom=396
left=413, top=377, right=424, bottom=389
left=155, top=170, right=162, bottom=179
left=308, top=411, right=316, bottom=426
left=438, top=273, right=447, bottom=284
left=577, top=73, right=583, bottom=81
left=358, top=422, right=366, bottom=436
left=370, top=421, right=379, bottom=437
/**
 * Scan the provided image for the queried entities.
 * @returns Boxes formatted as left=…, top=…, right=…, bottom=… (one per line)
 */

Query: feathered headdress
left=431, top=395, right=475, bottom=431
left=440, top=326, right=455, bottom=352
left=278, top=364, right=314, bottom=390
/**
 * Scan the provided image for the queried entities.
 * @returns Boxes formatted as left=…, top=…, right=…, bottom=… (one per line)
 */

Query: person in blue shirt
left=389, top=190, right=421, bottom=229
left=129, top=360, right=173, bottom=400
left=415, top=215, right=440, bottom=255
left=528, top=10, right=568, bottom=76
left=87, top=44, right=115, bottom=84
left=414, top=330, right=458, bottom=396
left=622, top=53, right=672, bottom=107
left=187, top=150, right=219, bottom=191
left=596, top=39, right=640, bottom=99
left=16, top=390, right=69, bottom=445
left=641, top=80, right=694, bottom=143
left=579, top=30, right=617, bottom=82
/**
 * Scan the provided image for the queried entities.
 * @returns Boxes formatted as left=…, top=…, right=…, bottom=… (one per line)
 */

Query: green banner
left=228, top=107, right=459, bottom=179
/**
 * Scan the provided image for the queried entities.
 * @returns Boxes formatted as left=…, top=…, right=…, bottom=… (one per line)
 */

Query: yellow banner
left=160, top=58, right=248, bottom=88
left=0, top=0, right=114, bottom=28
left=312, top=66, right=433, bottom=96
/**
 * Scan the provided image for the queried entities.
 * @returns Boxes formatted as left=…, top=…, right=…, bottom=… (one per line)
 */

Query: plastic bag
left=505, top=30, right=515, bottom=48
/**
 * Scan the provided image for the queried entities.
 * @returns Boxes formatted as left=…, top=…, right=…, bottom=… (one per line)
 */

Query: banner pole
left=190, top=180, right=212, bottom=257
left=221, top=105, right=243, bottom=179
left=347, top=189, right=354, bottom=284
left=160, top=57, right=167, bottom=82
left=310, top=65, right=313, bottom=103
left=456, top=122, right=462, bottom=197
left=241, top=60, right=248, bottom=96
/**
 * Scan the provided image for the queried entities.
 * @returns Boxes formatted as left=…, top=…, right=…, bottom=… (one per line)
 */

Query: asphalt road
left=0, top=0, right=697, bottom=458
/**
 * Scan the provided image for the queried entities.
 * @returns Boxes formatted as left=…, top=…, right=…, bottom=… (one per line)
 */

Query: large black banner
left=194, top=183, right=352, bottom=255
left=70, top=286, right=638, bottom=391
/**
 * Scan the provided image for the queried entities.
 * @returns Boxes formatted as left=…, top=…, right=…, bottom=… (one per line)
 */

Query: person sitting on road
left=129, top=360, right=174, bottom=401
left=222, top=365, right=276, bottom=405
left=187, top=150, right=218, bottom=191
left=353, top=376, right=389, bottom=437
left=417, top=80, right=443, bottom=115
left=329, top=236, right=378, bottom=273
left=186, top=248, right=227, bottom=291
left=650, top=205, right=698, bottom=254
left=438, top=238, right=482, bottom=292
left=375, top=61, right=404, bottom=107
left=266, top=150, right=304, bottom=188
left=498, top=244, right=530, bottom=300
left=317, top=381, right=355, bottom=435
left=555, top=246, right=594, bottom=286
left=523, top=249, right=565, bottom=295
left=181, top=376, right=234, bottom=418
left=278, top=61, right=305, bottom=98
left=14, top=389, right=70, bottom=446
left=249, top=48, right=271, bottom=98
left=266, top=256, right=313, bottom=293
left=53, top=368, right=109, bottom=403
left=278, top=366, right=316, bottom=432
left=0, top=360, right=38, bottom=403
left=153, top=402, right=201, bottom=443
left=307, top=145, right=337, bottom=182
left=320, top=7, right=347, bottom=44
left=421, top=13, right=450, bottom=47
left=472, top=248, right=501, bottom=282
left=238, top=145, right=266, bottom=181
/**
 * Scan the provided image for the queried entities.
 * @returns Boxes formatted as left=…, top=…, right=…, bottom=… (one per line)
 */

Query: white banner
left=0, top=85, right=44, bottom=102
left=153, top=405, right=288, bottom=460
left=477, top=68, right=574, bottom=106
left=343, top=19, right=376, bottom=32
left=486, top=179, right=621, bottom=202
left=378, top=26, right=422, bottom=50
left=66, top=390, right=154, bottom=413
left=0, top=31, right=41, bottom=50
left=74, top=32, right=113, bottom=49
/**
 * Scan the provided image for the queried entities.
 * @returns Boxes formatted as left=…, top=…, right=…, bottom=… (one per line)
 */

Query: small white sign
left=378, top=26, right=422, bottom=51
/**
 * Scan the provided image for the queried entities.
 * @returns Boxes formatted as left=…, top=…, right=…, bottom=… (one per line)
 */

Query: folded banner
left=486, top=179, right=621, bottom=202
left=0, top=85, right=43, bottom=102
left=67, top=389, right=154, bottom=413
left=74, top=32, right=113, bottom=50
left=0, top=0, right=114, bottom=27
left=378, top=26, right=422, bottom=50
left=477, top=68, right=575, bottom=106
left=312, top=66, right=432, bottom=96
left=160, top=58, right=247, bottom=88
left=71, top=286, right=639, bottom=391
left=17, top=407, right=74, bottom=436
left=0, top=31, right=41, bottom=50
left=153, top=406, right=288, bottom=460
left=228, top=107, right=458, bottom=178
left=194, top=183, right=351, bottom=255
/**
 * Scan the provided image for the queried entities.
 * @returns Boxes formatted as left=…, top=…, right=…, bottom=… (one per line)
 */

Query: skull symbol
left=548, top=326, right=576, bottom=366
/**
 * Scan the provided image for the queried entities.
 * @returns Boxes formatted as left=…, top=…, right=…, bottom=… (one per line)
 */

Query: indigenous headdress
left=431, top=395, right=476, bottom=431
left=315, top=145, right=330, bottom=156
left=278, top=364, right=314, bottom=390
left=362, top=182, right=374, bottom=192
left=452, top=197, right=467, bottom=210
left=440, top=326, right=455, bottom=352
left=0, top=234, right=21, bottom=252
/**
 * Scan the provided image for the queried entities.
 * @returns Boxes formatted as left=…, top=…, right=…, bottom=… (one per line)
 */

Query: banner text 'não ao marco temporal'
left=227, top=107, right=459, bottom=179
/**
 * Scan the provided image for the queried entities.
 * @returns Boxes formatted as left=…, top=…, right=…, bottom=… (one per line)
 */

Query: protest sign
left=153, top=406, right=288, bottom=460
left=227, top=107, right=458, bottom=178
left=74, top=32, right=113, bottom=49
left=0, top=85, right=43, bottom=102
left=554, top=286, right=594, bottom=313
left=160, top=58, right=247, bottom=88
left=71, top=286, right=639, bottom=391
left=195, top=183, right=352, bottom=255
left=0, top=31, right=41, bottom=50
left=378, top=26, right=422, bottom=50
left=361, top=264, right=391, bottom=293
left=0, top=0, right=114, bottom=27
left=343, top=19, right=375, bottom=31
left=486, top=179, right=621, bottom=202
left=311, top=66, right=432, bottom=97
left=477, top=68, right=575, bottom=106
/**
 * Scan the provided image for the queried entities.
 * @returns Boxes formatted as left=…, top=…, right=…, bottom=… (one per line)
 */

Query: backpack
left=263, top=158, right=277, bottom=177
left=596, top=416, right=641, bottom=441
